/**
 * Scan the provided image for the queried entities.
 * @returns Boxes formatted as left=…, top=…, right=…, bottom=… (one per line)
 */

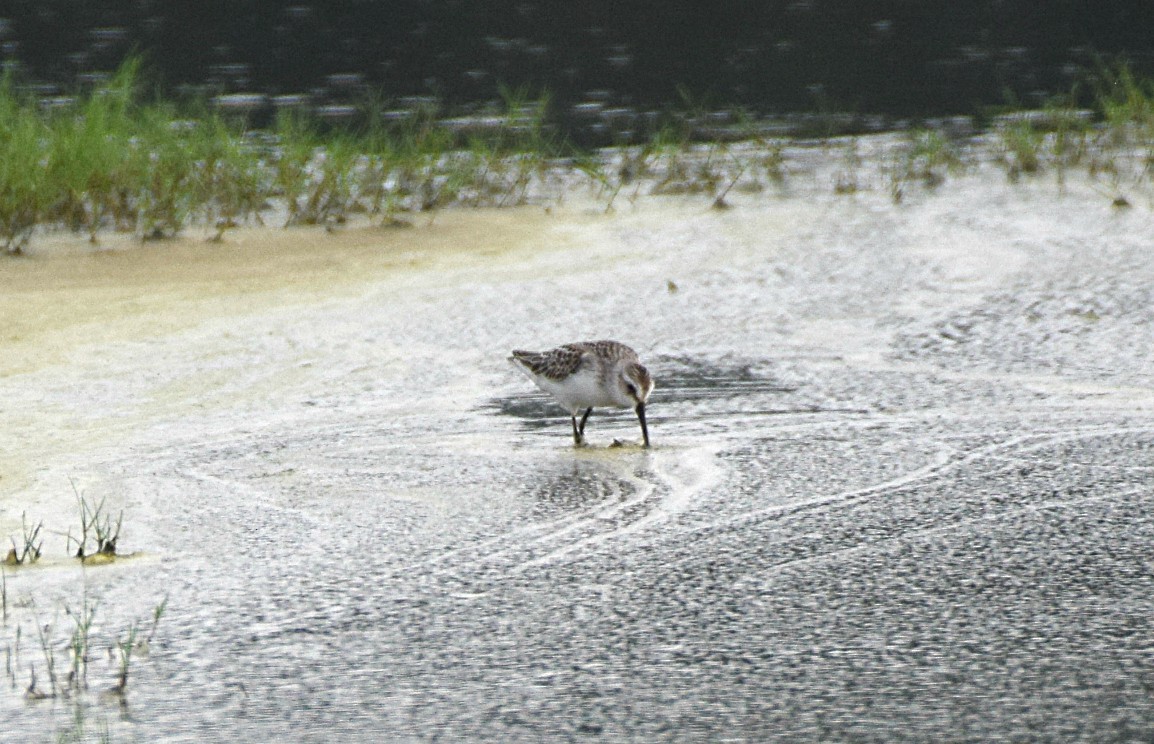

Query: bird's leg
left=578, top=407, right=593, bottom=437
left=571, top=415, right=584, bottom=446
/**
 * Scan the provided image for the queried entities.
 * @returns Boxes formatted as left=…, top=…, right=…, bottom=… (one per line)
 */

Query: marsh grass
left=571, top=99, right=769, bottom=211
left=45, top=60, right=143, bottom=241
left=466, top=85, right=555, bottom=208
left=64, top=591, right=97, bottom=691
left=989, top=63, right=1154, bottom=195
left=573, top=152, right=625, bottom=213
left=758, top=140, right=789, bottom=187
left=998, top=117, right=1045, bottom=180
left=992, top=107, right=1097, bottom=185
left=711, top=161, right=747, bottom=210
left=888, top=128, right=967, bottom=202
left=1089, top=64, right=1154, bottom=201
left=0, top=75, right=48, bottom=254
left=1045, top=105, right=1094, bottom=190
left=5, top=512, right=43, bottom=566
left=68, top=482, right=123, bottom=561
left=271, top=84, right=559, bottom=225
left=30, top=607, right=60, bottom=698
left=630, top=114, right=767, bottom=209
left=9, top=59, right=269, bottom=244
left=5, top=591, right=166, bottom=707
left=274, top=111, right=368, bottom=227
left=287, top=129, right=362, bottom=228
left=142, top=595, right=167, bottom=651
left=908, top=129, right=964, bottom=184
left=1095, top=63, right=1154, bottom=150
left=0, top=58, right=561, bottom=251
left=834, top=138, right=862, bottom=194
left=4, top=58, right=1154, bottom=253
left=110, top=622, right=137, bottom=696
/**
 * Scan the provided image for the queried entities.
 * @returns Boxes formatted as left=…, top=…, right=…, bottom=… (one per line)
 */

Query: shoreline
left=4, top=61, right=1152, bottom=256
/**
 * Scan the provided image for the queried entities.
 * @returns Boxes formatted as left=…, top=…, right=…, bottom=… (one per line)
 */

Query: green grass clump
left=67, top=481, right=123, bottom=561
left=0, top=58, right=273, bottom=247
left=1089, top=63, right=1154, bottom=193
left=4, top=512, right=43, bottom=566
left=188, top=115, right=269, bottom=240
left=990, top=63, right=1154, bottom=190
left=1095, top=63, right=1154, bottom=146
left=0, top=77, right=49, bottom=254
left=45, top=60, right=144, bottom=240
left=998, top=117, right=1045, bottom=179
left=888, top=128, right=963, bottom=202
left=6, top=57, right=1154, bottom=251
left=0, top=58, right=561, bottom=253
left=908, top=129, right=963, bottom=183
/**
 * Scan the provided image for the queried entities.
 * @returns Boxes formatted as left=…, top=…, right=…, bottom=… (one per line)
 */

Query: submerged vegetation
left=3, top=588, right=167, bottom=705
left=1, top=488, right=164, bottom=730
left=1, top=59, right=1154, bottom=254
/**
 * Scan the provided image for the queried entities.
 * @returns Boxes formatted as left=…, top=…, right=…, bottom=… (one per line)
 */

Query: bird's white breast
left=533, top=368, right=628, bottom=414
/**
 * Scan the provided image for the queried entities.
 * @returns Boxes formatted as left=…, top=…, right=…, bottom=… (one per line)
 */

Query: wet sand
left=2, top=151, right=1153, bottom=739
left=0, top=208, right=556, bottom=503
left=0, top=210, right=556, bottom=376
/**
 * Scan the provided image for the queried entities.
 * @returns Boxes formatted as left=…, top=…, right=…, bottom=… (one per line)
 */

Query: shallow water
left=2, top=149, right=1153, bottom=740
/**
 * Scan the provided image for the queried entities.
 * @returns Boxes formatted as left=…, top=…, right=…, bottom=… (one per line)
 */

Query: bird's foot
left=609, top=438, right=650, bottom=449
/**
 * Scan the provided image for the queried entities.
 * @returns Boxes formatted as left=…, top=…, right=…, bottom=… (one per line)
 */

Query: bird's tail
left=508, top=350, right=540, bottom=375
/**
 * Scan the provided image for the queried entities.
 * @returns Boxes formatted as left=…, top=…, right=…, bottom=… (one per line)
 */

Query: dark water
left=4, top=2, right=1154, bottom=142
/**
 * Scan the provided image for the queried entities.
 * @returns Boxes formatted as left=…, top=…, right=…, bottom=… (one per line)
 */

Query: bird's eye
left=626, top=383, right=638, bottom=397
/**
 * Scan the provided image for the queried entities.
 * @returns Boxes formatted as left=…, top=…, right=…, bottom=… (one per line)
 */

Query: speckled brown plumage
left=509, top=340, right=654, bottom=447
left=510, top=340, right=639, bottom=381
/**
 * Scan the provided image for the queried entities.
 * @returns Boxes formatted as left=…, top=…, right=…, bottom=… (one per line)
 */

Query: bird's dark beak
left=636, top=402, right=650, bottom=448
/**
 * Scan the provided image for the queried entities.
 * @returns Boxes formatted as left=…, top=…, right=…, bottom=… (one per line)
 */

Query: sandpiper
left=509, top=340, right=654, bottom=447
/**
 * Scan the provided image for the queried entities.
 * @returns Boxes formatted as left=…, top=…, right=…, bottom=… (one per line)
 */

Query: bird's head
left=620, top=362, right=654, bottom=406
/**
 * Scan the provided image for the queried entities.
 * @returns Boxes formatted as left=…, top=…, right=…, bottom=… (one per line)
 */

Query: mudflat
left=2, top=152, right=1153, bottom=740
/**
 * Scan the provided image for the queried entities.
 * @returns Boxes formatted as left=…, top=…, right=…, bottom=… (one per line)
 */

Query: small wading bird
left=509, top=340, right=654, bottom=447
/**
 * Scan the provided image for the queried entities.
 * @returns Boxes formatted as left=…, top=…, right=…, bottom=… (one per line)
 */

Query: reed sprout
left=5, top=512, right=43, bottom=566
left=68, top=481, right=123, bottom=561
left=111, top=622, right=138, bottom=696
left=64, top=591, right=97, bottom=691
left=4, top=591, right=166, bottom=705
left=30, top=608, right=60, bottom=698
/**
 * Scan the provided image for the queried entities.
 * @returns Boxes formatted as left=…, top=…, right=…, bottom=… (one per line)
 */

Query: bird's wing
left=587, top=340, right=639, bottom=363
left=510, top=345, right=588, bottom=381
